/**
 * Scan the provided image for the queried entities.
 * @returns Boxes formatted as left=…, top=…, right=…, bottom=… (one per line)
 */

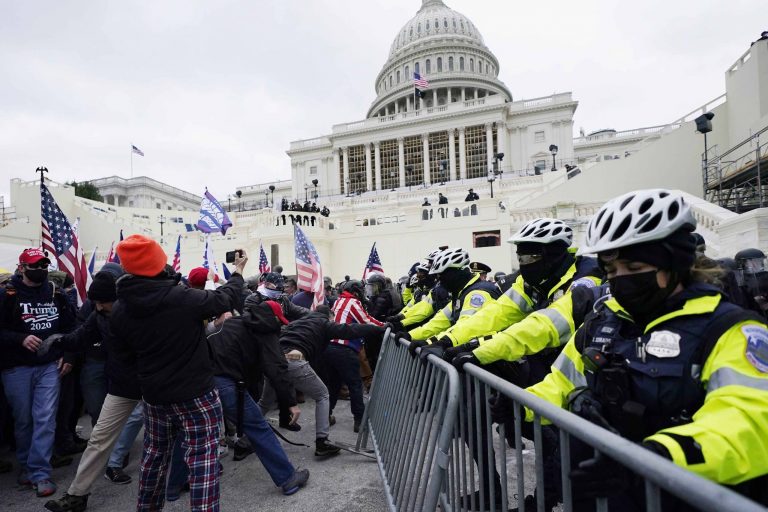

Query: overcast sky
left=0, top=0, right=764, bottom=204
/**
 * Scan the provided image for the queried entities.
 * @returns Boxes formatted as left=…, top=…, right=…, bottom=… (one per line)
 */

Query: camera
left=225, top=250, right=241, bottom=263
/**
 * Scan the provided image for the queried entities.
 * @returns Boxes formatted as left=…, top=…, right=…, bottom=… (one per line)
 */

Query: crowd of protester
left=1, top=188, right=767, bottom=511
left=279, top=198, right=330, bottom=217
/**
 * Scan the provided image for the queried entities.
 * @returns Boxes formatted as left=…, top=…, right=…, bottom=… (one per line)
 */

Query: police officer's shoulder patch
left=742, top=324, right=768, bottom=373
left=570, top=277, right=597, bottom=290
left=469, top=293, right=485, bottom=308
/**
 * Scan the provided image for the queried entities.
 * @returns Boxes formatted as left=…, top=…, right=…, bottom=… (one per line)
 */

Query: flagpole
left=130, top=145, right=133, bottom=178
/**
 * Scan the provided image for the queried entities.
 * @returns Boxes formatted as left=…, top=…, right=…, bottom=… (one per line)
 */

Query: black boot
left=44, top=493, right=89, bottom=512
left=314, top=438, right=341, bottom=457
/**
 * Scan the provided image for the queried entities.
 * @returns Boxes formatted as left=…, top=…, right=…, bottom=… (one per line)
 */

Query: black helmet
left=735, top=248, right=766, bottom=261
left=342, top=279, right=365, bottom=299
left=259, top=272, right=285, bottom=291
left=366, top=272, right=386, bottom=287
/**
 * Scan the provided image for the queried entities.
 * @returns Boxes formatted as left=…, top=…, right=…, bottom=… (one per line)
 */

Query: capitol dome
left=367, top=0, right=512, bottom=118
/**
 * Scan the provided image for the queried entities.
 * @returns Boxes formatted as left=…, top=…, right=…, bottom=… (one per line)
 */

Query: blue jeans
left=166, top=435, right=187, bottom=495
left=214, top=376, right=295, bottom=487
left=107, top=402, right=143, bottom=468
left=325, top=344, right=365, bottom=421
left=80, top=359, right=107, bottom=426
left=1, top=363, right=60, bottom=483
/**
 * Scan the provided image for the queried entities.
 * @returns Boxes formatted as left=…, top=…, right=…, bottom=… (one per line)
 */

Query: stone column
left=496, top=122, right=507, bottom=174
left=374, top=142, right=381, bottom=191
left=461, top=88, right=466, bottom=102
left=422, top=133, right=431, bottom=186
left=365, top=143, right=372, bottom=191
left=448, top=129, right=457, bottom=182
left=398, top=137, right=406, bottom=188
left=432, top=89, right=437, bottom=107
left=458, top=127, right=467, bottom=180
left=342, top=146, right=350, bottom=195
left=407, top=95, right=412, bottom=112
left=485, top=123, right=494, bottom=172
left=332, top=149, right=340, bottom=193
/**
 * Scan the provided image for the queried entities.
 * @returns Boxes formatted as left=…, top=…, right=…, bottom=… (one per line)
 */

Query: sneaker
left=314, top=438, right=341, bottom=457
left=233, top=439, right=253, bottom=462
left=279, top=421, right=301, bottom=432
left=353, top=419, right=361, bottom=433
left=50, top=454, right=73, bottom=468
left=45, top=493, right=89, bottom=512
left=34, top=479, right=57, bottom=498
left=281, top=468, right=309, bottom=496
left=17, top=469, right=31, bottom=486
left=104, top=467, right=132, bottom=485
left=328, top=414, right=336, bottom=426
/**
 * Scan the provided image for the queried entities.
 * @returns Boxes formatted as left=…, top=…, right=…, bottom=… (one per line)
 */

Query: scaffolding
left=704, top=125, right=768, bottom=212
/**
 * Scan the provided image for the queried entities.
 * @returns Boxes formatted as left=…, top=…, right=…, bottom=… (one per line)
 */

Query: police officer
left=521, top=189, right=768, bottom=508
left=469, top=261, right=492, bottom=281
left=388, top=249, right=451, bottom=330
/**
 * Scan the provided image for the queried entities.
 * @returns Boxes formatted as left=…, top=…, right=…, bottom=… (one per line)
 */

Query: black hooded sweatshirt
left=111, top=272, right=243, bottom=405
left=208, top=302, right=297, bottom=409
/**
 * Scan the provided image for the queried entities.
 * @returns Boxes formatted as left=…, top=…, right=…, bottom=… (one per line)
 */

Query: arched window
left=426, top=59, right=431, bottom=74
left=397, top=70, right=401, bottom=83
left=426, top=21, right=430, bottom=31
left=405, top=65, right=410, bottom=79
left=389, top=75, right=392, bottom=87
left=459, top=57, right=464, bottom=71
left=434, top=19, right=438, bottom=30
left=478, top=59, right=482, bottom=73
left=415, top=62, right=420, bottom=74
left=448, top=56, right=454, bottom=71
left=486, top=63, right=490, bottom=74
left=444, top=18, right=448, bottom=28
left=437, top=57, right=442, bottom=72
left=470, top=58, right=474, bottom=72
left=453, top=19, right=457, bottom=29
left=417, top=23, right=421, bottom=34
left=409, top=27, right=413, bottom=37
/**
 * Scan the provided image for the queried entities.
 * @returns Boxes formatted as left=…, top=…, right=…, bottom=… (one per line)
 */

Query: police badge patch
left=743, top=324, right=768, bottom=373
left=469, top=294, right=485, bottom=308
left=646, top=331, right=682, bottom=358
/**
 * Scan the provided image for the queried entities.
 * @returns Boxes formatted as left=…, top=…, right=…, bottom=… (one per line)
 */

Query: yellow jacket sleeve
left=524, top=337, right=587, bottom=422
left=411, top=289, right=497, bottom=342
left=474, top=290, right=577, bottom=365
left=445, top=277, right=532, bottom=346
left=408, top=303, right=452, bottom=340
left=401, top=287, right=413, bottom=308
left=401, top=298, right=435, bottom=327
left=645, top=320, right=768, bottom=485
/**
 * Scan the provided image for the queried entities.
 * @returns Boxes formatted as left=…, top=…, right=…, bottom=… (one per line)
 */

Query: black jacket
left=58, top=310, right=140, bottom=399
left=280, top=311, right=385, bottom=363
left=76, top=300, right=107, bottom=361
left=111, top=272, right=244, bottom=405
left=208, top=305, right=297, bottom=409
left=368, top=291, right=394, bottom=322
left=0, top=275, right=76, bottom=370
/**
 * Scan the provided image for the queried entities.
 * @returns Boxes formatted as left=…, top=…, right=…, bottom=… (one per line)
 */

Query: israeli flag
left=196, top=189, right=233, bottom=235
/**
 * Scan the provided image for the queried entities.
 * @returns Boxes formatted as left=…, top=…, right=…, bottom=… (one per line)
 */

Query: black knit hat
left=88, top=271, right=117, bottom=302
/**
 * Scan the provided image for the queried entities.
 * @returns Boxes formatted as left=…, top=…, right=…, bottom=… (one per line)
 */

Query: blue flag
left=222, top=263, right=232, bottom=280
left=196, top=190, right=233, bottom=235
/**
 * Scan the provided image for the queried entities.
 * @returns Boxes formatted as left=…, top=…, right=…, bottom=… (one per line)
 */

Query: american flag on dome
left=362, top=243, right=384, bottom=280
left=413, top=72, right=429, bottom=89
left=171, top=235, right=181, bottom=273
left=40, top=183, right=89, bottom=306
left=294, top=224, right=324, bottom=310
left=259, top=242, right=271, bottom=274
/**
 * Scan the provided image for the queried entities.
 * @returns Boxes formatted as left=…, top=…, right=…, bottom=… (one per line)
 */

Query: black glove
left=643, top=441, right=671, bottom=459
left=488, top=392, right=515, bottom=425
left=395, top=331, right=412, bottom=342
left=386, top=314, right=405, bottom=323
left=407, top=339, right=428, bottom=357
left=569, top=453, right=628, bottom=500
left=451, top=352, right=479, bottom=372
left=442, top=339, right=479, bottom=363
left=37, top=333, right=64, bottom=357
left=418, top=344, right=445, bottom=363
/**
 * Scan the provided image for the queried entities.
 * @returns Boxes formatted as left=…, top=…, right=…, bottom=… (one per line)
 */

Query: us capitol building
left=2, top=0, right=767, bottom=279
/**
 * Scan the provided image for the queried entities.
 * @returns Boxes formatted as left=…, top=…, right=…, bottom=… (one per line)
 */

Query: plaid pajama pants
left=137, top=389, right=223, bottom=512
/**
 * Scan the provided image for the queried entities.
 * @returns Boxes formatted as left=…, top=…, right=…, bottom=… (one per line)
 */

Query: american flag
left=131, top=145, right=144, bottom=157
left=413, top=72, right=429, bottom=89
left=106, top=230, right=123, bottom=263
left=40, top=183, right=89, bottom=306
left=87, top=246, right=98, bottom=277
left=362, top=243, right=384, bottom=280
left=259, top=242, right=271, bottom=274
left=294, top=224, right=324, bottom=310
left=171, top=235, right=181, bottom=272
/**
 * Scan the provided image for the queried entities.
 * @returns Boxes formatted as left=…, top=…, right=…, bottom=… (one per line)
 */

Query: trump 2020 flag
left=171, top=235, right=181, bottom=273
left=259, top=242, right=271, bottom=274
left=196, top=189, right=233, bottom=235
left=362, top=243, right=384, bottom=280
left=294, top=224, right=324, bottom=310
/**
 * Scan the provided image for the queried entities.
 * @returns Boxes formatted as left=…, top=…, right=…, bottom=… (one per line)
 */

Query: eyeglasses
left=517, top=254, right=543, bottom=266
left=23, top=262, right=49, bottom=270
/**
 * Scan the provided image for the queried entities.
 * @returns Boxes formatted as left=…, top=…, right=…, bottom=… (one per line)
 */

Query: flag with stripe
left=196, top=189, right=233, bottom=235
left=40, top=183, right=89, bottom=306
left=202, top=234, right=220, bottom=279
left=171, top=235, right=181, bottom=272
left=294, top=224, right=324, bottom=310
left=259, top=242, right=271, bottom=274
left=413, top=72, right=429, bottom=89
left=362, top=242, right=384, bottom=280
left=131, top=145, right=144, bottom=157
left=87, top=246, right=98, bottom=277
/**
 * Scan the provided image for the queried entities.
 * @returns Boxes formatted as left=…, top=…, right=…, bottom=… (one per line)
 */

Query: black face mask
left=439, top=269, right=468, bottom=294
left=519, top=260, right=548, bottom=287
left=608, top=270, right=673, bottom=323
left=24, top=268, right=48, bottom=284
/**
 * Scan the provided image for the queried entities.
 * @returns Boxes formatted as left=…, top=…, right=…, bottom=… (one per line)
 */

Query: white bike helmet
left=429, top=248, right=470, bottom=274
left=508, top=218, right=573, bottom=246
left=580, top=189, right=696, bottom=255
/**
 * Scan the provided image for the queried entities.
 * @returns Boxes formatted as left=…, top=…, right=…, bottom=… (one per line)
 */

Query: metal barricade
left=357, top=332, right=459, bottom=512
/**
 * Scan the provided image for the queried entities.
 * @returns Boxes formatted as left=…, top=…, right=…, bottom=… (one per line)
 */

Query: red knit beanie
left=264, top=300, right=289, bottom=325
left=116, top=234, right=167, bottom=277
left=187, top=267, right=208, bottom=288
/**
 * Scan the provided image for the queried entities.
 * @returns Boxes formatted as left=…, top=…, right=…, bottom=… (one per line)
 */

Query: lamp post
left=439, top=159, right=448, bottom=185
left=390, top=170, right=396, bottom=191
left=549, top=145, right=558, bottom=172
left=264, top=189, right=269, bottom=208
left=304, top=184, right=309, bottom=202
left=227, top=194, right=232, bottom=211
left=236, top=190, right=242, bottom=211
left=268, top=185, right=275, bottom=207
left=345, top=179, right=351, bottom=197
left=311, top=179, right=318, bottom=199
left=487, top=167, right=496, bottom=198
left=406, top=165, right=414, bottom=191
left=695, top=112, right=715, bottom=197
left=493, top=152, right=504, bottom=177
left=158, top=214, right=165, bottom=245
